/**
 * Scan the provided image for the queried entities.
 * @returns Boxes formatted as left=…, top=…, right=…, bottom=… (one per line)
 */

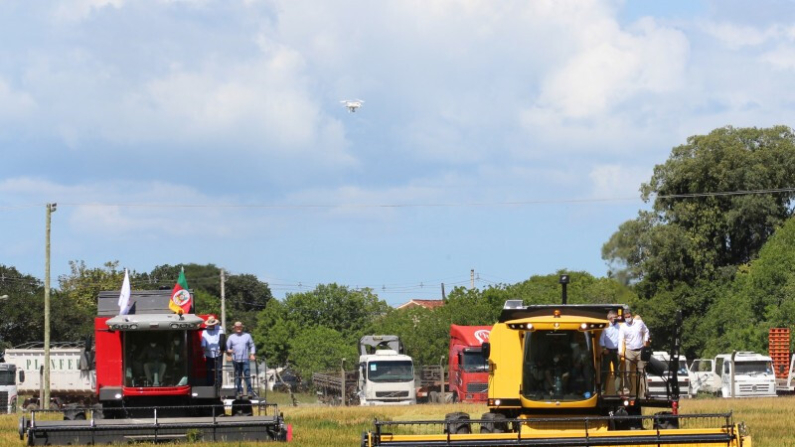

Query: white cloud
left=0, top=177, right=245, bottom=237
left=0, top=78, right=36, bottom=121
left=702, top=21, right=780, bottom=49
left=52, top=0, right=124, bottom=22
left=588, top=164, right=650, bottom=199
left=761, top=44, right=795, bottom=71
left=532, top=17, right=689, bottom=119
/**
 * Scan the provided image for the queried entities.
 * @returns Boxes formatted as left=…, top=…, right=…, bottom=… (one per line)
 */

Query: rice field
left=1, top=394, right=793, bottom=447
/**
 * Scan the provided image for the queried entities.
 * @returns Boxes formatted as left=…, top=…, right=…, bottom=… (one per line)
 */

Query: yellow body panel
left=487, top=320, right=523, bottom=401
left=378, top=426, right=749, bottom=447
left=488, top=314, right=604, bottom=409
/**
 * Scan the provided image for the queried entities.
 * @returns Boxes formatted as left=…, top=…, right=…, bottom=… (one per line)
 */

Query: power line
left=1, top=187, right=793, bottom=211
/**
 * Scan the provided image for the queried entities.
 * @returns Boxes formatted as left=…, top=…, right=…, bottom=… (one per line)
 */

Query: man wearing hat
left=226, top=321, right=256, bottom=397
left=201, top=316, right=225, bottom=386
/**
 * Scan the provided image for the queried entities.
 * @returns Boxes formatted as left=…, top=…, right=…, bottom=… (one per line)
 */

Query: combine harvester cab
left=362, top=300, right=751, bottom=447
left=20, top=289, right=289, bottom=445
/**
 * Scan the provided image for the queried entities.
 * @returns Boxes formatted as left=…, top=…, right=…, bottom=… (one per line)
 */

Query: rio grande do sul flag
left=169, top=268, right=192, bottom=314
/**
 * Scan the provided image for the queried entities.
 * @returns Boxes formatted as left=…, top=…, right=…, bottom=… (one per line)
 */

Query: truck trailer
left=4, top=341, right=95, bottom=411
left=19, top=289, right=288, bottom=445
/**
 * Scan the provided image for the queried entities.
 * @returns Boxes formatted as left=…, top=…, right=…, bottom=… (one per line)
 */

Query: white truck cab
left=357, top=349, right=416, bottom=406
left=646, top=351, right=693, bottom=398
left=0, top=363, right=17, bottom=414
left=690, top=352, right=776, bottom=398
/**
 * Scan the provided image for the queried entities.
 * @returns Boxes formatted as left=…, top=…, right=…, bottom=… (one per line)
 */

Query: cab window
left=522, top=330, right=595, bottom=402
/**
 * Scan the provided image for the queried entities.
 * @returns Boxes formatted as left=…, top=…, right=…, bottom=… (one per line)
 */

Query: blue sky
left=2, top=0, right=795, bottom=305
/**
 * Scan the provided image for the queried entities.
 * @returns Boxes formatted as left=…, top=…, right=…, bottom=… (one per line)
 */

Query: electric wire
left=1, top=186, right=793, bottom=210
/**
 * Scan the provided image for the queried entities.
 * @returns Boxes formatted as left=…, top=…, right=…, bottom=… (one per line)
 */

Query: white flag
left=118, top=269, right=132, bottom=315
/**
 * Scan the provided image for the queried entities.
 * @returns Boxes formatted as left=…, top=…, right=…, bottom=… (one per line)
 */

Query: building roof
left=396, top=299, right=445, bottom=310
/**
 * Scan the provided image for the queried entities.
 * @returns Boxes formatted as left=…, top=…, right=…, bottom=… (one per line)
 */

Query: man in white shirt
left=599, top=310, right=620, bottom=394
left=201, top=317, right=224, bottom=386
left=618, top=309, right=650, bottom=398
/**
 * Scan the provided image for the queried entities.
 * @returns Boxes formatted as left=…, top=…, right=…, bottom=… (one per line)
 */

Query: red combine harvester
left=448, top=325, right=491, bottom=403
left=19, top=289, right=288, bottom=445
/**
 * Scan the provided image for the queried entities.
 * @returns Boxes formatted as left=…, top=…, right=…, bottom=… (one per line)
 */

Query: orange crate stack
left=769, top=328, right=791, bottom=379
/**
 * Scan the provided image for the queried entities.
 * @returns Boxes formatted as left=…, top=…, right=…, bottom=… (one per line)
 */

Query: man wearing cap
left=226, top=321, right=256, bottom=397
left=201, top=316, right=224, bottom=386
left=618, top=309, right=650, bottom=397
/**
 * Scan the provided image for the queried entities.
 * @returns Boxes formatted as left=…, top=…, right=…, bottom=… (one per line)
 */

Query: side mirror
left=18, top=370, right=25, bottom=384
left=482, top=342, right=491, bottom=360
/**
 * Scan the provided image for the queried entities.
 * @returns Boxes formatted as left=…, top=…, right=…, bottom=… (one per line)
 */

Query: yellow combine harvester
left=361, top=300, right=751, bottom=447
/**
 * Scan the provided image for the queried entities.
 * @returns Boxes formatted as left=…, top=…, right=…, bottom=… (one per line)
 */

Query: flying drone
left=341, top=99, right=364, bottom=112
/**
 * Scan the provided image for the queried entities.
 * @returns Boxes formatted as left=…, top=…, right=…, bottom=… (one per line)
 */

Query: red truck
left=448, top=324, right=490, bottom=403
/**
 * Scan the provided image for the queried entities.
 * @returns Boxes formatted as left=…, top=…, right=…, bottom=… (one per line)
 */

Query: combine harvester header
left=19, top=288, right=288, bottom=445
left=362, top=298, right=751, bottom=447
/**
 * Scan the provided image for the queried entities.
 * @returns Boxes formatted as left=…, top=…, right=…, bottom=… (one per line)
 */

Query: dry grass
left=1, top=396, right=793, bottom=446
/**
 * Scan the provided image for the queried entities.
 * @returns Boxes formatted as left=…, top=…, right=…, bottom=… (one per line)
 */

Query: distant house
left=396, top=299, right=445, bottom=310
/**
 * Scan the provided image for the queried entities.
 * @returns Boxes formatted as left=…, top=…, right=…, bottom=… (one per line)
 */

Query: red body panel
left=94, top=314, right=217, bottom=400
left=449, top=325, right=491, bottom=403
left=95, top=317, right=123, bottom=395
left=123, top=385, right=191, bottom=397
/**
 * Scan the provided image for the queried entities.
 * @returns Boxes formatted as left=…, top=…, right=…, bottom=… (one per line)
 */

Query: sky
left=2, top=0, right=795, bottom=306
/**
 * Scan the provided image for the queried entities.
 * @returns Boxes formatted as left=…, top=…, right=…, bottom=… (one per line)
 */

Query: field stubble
left=1, top=394, right=793, bottom=446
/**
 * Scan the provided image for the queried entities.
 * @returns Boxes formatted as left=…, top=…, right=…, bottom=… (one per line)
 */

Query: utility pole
left=220, top=269, right=226, bottom=330
left=440, top=283, right=446, bottom=301
left=470, top=269, right=475, bottom=290
left=43, top=202, right=56, bottom=410
left=340, top=358, right=346, bottom=406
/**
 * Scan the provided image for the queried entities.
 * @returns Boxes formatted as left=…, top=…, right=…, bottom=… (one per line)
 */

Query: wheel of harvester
left=653, top=411, right=679, bottom=430
left=444, top=412, right=471, bottom=434
left=480, top=412, right=509, bottom=433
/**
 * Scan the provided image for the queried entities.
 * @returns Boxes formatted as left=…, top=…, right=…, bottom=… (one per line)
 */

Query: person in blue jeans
left=226, top=321, right=256, bottom=397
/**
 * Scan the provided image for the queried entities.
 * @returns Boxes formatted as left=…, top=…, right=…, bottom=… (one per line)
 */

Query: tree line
left=2, top=125, right=794, bottom=382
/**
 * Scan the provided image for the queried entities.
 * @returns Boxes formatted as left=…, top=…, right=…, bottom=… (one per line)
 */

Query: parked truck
left=415, top=325, right=491, bottom=404
left=690, top=351, right=777, bottom=398
left=313, top=335, right=415, bottom=406
left=448, top=324, right=490, bottom=403
left=4, top=341, right=95, bottom=411
left=646, top=351, right=694, bottom=399
left=0, top=362, right=16, bottom=414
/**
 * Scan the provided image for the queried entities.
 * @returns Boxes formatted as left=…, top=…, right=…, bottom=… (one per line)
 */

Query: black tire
left=480, top=412, right=509, bottom=433
left=451, top=392, right=458, bottom=403
left=653, top=411, right=679, bottom=429
left=91, top=404, right=105, bottom=420
left=18, top=416, right=27, bottom=441
left=444, top=412, right=471, bottom=434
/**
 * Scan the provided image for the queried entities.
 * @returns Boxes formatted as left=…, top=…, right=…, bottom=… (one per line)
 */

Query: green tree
left=0, top=265, right=44, bottom=350
left=604, top=125, right=795, bottom=288
left=289, top=326, right=358, bottom=381
left=252, top=284, right=390, bottom=373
